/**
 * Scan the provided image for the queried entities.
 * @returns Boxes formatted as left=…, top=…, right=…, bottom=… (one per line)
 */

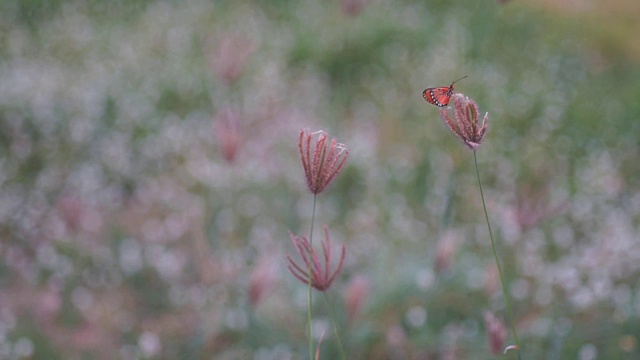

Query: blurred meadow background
left=1, top=0, right=640, bottom=359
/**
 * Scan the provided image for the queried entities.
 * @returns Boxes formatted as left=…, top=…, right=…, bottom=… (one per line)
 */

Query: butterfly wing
left=422, top=85, right=453, bottom=107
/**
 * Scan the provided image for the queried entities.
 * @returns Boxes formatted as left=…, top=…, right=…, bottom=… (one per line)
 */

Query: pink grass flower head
left=439, top=93, right=488, bottom=150
left=285, top=225, right=346, bottom=291
left=214, top=107, right=242, bottom=163
left=484, top=311, right=507, bottom=355
left=298, top=129, right=349, bottom=195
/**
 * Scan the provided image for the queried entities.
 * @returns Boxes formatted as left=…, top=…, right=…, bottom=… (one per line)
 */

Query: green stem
left=322, top=292, right=347, bottom=360
left=308, top=194, right=318, bottom=360
left=473, top=151, right=522, bottom=358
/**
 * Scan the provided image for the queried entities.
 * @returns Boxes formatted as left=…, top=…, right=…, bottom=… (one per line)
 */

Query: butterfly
left=422, top=76, right=468, bottom=107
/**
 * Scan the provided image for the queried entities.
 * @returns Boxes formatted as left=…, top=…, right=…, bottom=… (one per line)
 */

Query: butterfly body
left=422, top=76, right=467, bottom=107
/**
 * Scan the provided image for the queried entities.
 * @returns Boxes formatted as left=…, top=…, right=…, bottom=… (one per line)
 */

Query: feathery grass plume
left=438, top=93, right=488, bottom=150
left=286, top=225, right=346, bottom=292
left=299, top=129, right=349, bottom=195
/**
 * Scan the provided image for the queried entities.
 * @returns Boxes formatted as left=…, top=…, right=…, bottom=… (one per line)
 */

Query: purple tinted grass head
left=439, top=93, right=488, bottom=150
left=285, top=225, right=346, bottom=292
left=298, top=129, right=349, bottom=195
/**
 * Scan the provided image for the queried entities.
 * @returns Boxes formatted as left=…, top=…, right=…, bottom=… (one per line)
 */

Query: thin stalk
left=473, top=151, right=522, bottom=359
left=307, top=194, right=318, bottom=360
left=322, top=292, right=347, bottom=360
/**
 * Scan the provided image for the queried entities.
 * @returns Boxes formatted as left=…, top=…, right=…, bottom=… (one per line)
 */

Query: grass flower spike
left=439, top=93, right=488, bottom=150
left=286, top=225, right=346, bottom=292
left=299, top=129, right=349, bottom=195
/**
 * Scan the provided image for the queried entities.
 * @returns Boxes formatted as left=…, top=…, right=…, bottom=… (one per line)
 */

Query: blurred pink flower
left=435, top=232, right=459, bottom=273
left=214, top=107, right=242, bottom=163
left=385, top=324, right=407, bottom=348
left=484, top=262, right=499, bottom=296
left=484, top=311, right=506, bottom=355
left=55, top=195, right=103, bottom=235
left=36, top=289, right=62, bottom=322
left=315, top=330, right=327, bottom=360
left=439, top=93, right=488, bottom=150
left=248, top=255, right=279, bottom=307
left=285, top=226, right=346, bottom=291
left=345, top=275, right=369, bottom=322
left=341, top=0, right=370, bottom=17
left=207, top=33, right=255, bottom=85
left=514, top=183, right=567, bottom=231
left=71, top=324, right=111, bottom=351
left=298, top=129, right=349, bottom=195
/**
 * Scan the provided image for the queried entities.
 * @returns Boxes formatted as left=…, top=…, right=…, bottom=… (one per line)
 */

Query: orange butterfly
left=422, top=76, right=467, bottom=107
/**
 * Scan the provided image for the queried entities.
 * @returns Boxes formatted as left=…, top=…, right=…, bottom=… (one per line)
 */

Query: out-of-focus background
left=1, top=0, right=639, bottom=359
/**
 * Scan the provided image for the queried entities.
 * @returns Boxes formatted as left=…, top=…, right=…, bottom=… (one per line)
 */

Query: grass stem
left=473, top=150, right=522, bottom=359
left=322, top=292, right=347, bottom=360
left=307, top=194, right=318, bottom=360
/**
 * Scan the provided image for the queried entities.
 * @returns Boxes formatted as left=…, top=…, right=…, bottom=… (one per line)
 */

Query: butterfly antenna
left=452, top=75, right=468, bottom=84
